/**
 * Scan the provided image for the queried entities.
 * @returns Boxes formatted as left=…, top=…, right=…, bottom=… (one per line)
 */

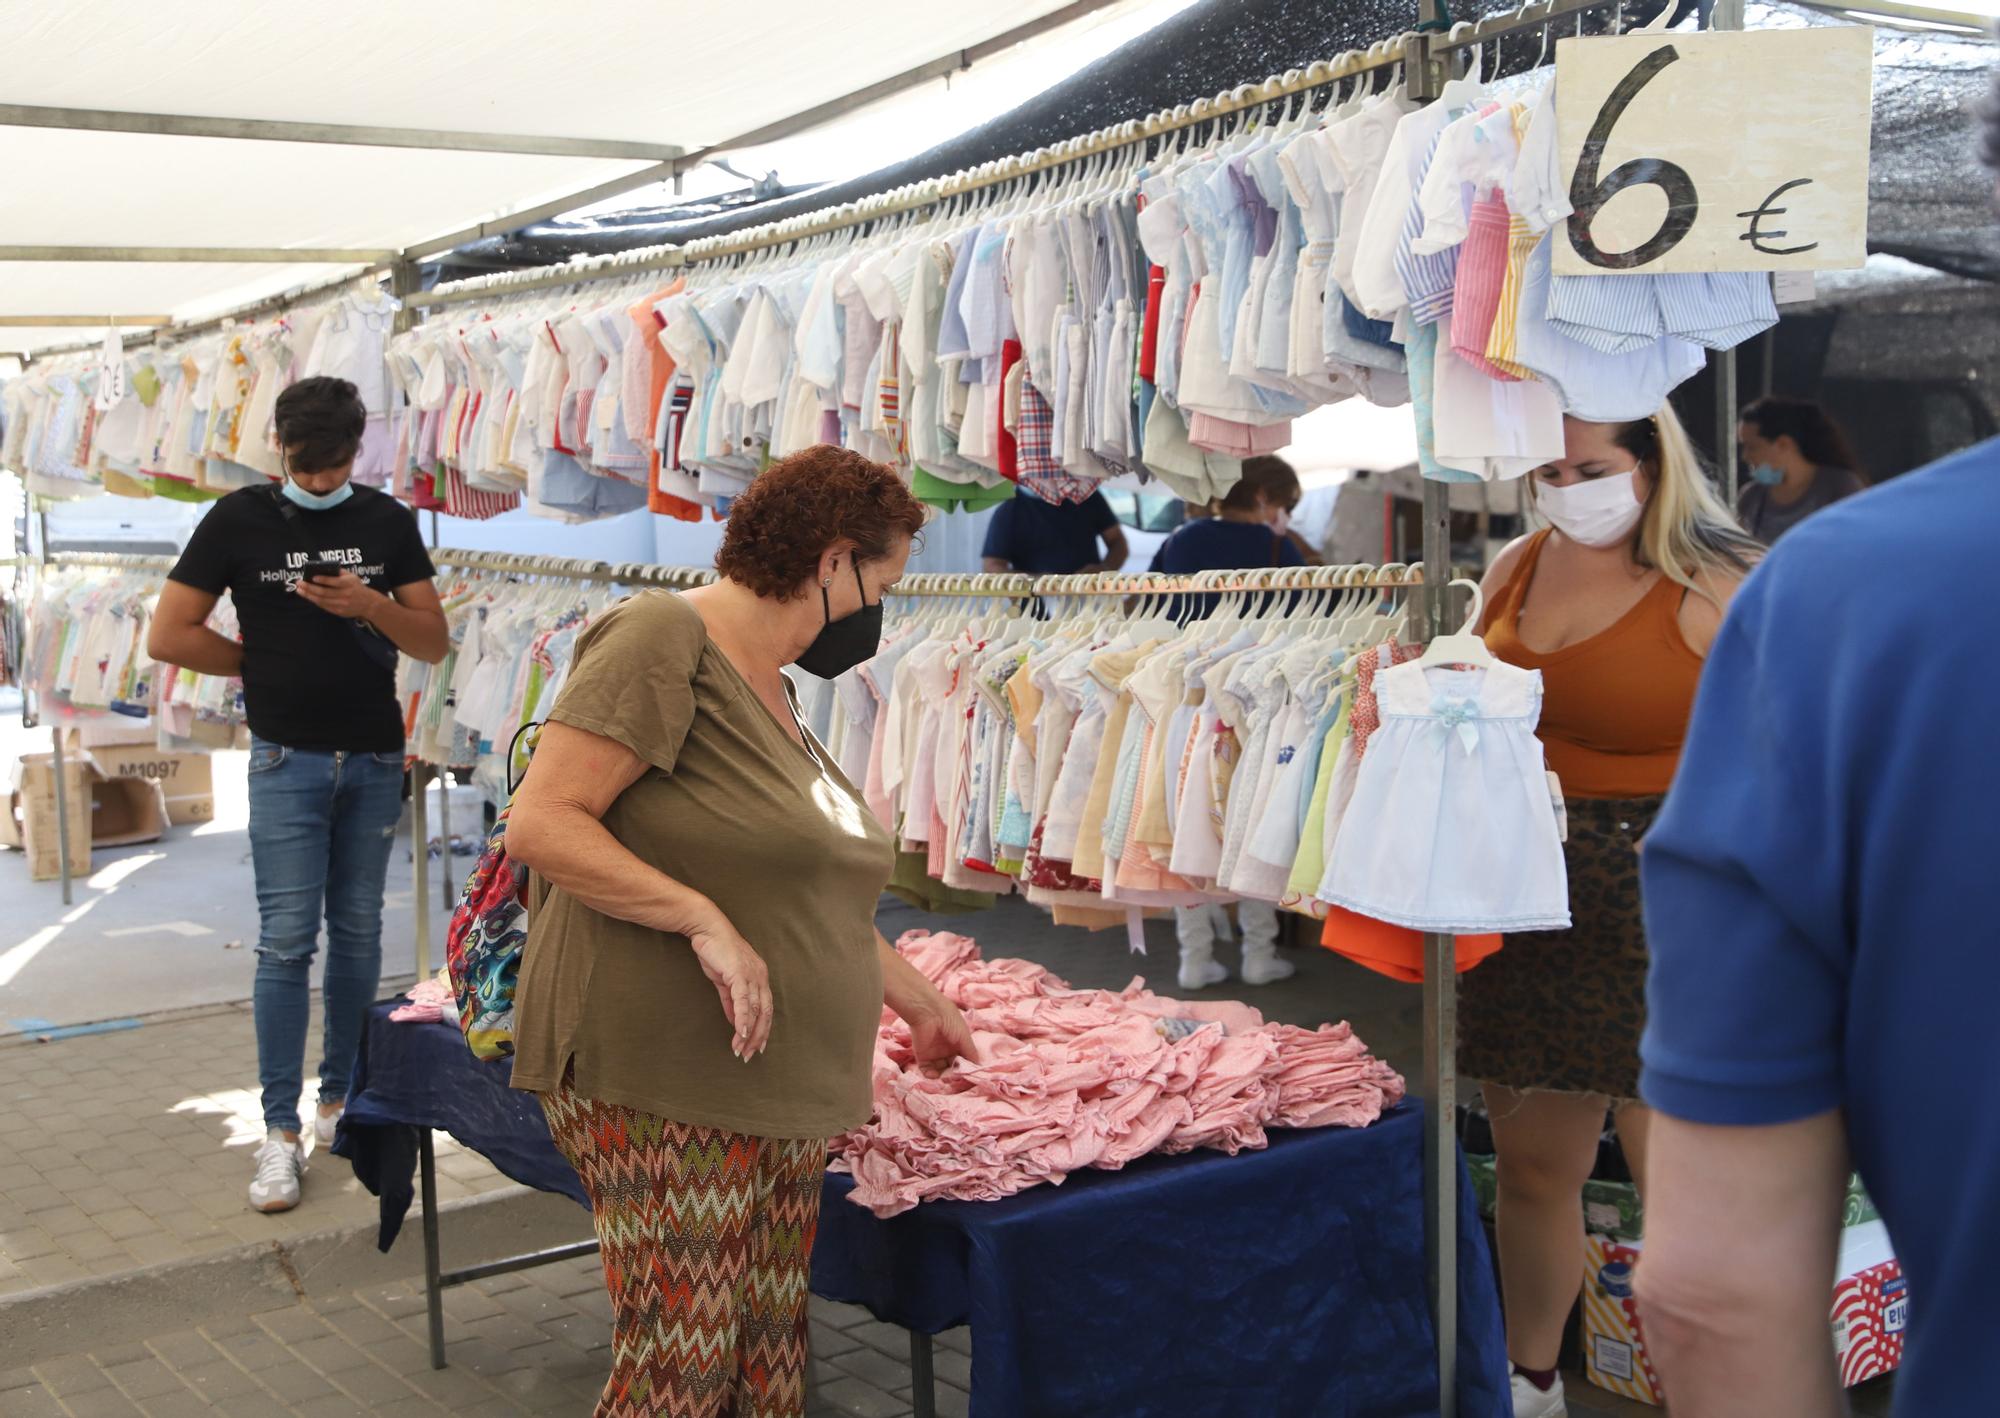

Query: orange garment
left=631, top=281, right=703, bottom=522
left=1483, top=528, right=1702, bottom=799
left=1319, top=906, right=1502, bottom=984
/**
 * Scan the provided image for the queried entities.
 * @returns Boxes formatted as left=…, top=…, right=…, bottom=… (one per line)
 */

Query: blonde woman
left=1461, top=407, right=1758, bottom=1418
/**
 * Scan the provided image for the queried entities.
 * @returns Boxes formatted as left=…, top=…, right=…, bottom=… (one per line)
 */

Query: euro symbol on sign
left=1737, top=178, right=1820, bottom=257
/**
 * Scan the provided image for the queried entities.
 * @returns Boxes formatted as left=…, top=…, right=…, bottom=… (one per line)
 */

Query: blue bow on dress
left=1432, top=694, right=1481, bottom=755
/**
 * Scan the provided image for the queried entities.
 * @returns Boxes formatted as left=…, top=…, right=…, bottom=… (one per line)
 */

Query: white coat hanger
left=1415, top=579, right=1493, bottom=669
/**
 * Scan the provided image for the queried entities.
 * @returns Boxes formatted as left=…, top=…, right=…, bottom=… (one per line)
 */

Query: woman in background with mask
left=1736, top=395, right=1867, bottom=545
left=505, top=445, right=976, bottom=1418
left=1460, top=408, right=1757, bottom=1418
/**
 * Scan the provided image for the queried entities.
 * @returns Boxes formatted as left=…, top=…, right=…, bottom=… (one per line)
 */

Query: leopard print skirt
left=1457, top=796, right=1662, bottom=1099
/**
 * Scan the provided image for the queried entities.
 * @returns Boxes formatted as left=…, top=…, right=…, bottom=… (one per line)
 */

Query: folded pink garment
left=391, top=975, right=457, bottom=1024
left=830, top=932, right=1406, bottom=1217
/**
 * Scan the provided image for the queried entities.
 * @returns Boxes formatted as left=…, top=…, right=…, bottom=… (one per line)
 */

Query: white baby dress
left=1322, top=657, right=1569, bottom=932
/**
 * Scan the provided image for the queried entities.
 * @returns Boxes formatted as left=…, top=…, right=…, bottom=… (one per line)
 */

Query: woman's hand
left=687, top=912, right=773, bottom=1060
left=903, top=993, right=979, bottom=1078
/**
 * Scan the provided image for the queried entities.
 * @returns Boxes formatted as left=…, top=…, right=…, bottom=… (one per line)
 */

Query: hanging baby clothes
left=1323, top=657, right=1568, bottom=932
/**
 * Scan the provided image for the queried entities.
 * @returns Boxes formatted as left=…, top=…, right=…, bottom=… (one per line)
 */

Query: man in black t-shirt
left=150, top=377, right=447, bottom=1215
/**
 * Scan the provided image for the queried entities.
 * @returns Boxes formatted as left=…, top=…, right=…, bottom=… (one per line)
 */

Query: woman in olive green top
left=506, top=446, right=976, bottom=1418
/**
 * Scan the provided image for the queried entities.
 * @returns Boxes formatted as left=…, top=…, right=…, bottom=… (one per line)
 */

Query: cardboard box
left=3, top=753, right=95, bottom=880
left=81, top=742, right=215, bottom=827
left=87, top=774, right=168, bottom=847
left=72, top=718, right=160, bottom=750
left=1582, top=1221, right=1903, bottom=1406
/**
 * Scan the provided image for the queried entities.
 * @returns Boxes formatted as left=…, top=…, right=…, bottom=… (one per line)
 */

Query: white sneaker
left=1510, top=1372, right=1567, bottom=1418
left=249, top=1129, right=305, bottom=1213
left=1177, top=953, right=1231, bottom=991
left=313, top=1103, right=344, bottom=1152
left=1239, top=947, right=1297, bottom=986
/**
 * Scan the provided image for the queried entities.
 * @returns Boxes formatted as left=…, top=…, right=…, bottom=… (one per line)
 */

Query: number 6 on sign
left=1566, top=46, right=1697, bottom=270
left=1554, top=26, right=1874, bottom=277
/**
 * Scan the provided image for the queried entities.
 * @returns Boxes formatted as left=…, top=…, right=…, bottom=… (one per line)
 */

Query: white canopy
left=0, top=0, right=1134, bottom=352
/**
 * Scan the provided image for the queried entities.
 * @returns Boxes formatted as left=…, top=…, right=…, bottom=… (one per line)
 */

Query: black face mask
left=793, top=561, right=883, bottom=680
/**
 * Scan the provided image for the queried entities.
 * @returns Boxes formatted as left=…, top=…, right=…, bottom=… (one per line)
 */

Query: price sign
left=1553, top=26, right=1873, bottom=276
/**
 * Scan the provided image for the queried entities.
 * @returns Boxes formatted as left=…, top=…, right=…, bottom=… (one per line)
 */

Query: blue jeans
left=247, top=735, right=405, bottom=1134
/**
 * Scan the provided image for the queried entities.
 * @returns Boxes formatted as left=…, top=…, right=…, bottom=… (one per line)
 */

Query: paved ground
left=0, top=713, right=458, bottom=1038
left=0, top=1007, right=513, bottom=1298
left=0, top=1254, right=976, bottom=1418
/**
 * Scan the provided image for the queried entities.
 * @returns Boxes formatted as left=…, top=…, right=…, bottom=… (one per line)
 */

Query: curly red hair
left=715, top=445, right=927, bottom=600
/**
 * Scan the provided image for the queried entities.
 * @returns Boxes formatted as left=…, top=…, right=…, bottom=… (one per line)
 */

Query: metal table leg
left=420, top=1129, right=446, bottom=1370
left=909, top=1331, right=936, bottom=1418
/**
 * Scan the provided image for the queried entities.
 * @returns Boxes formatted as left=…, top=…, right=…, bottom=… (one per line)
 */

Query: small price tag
left=1548, top=771, right=1568, bottom=843
left=1773, top=270, right=1817, bottom=305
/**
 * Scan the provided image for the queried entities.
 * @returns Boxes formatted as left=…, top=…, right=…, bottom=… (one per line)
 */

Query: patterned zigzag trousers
left=542, top=1079, right=826, bottom=1418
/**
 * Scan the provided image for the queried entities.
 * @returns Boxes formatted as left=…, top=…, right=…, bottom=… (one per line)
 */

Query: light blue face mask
left=1748, top=463, right=1785, bottom=487
left=280, top=476, right=354, bottom=510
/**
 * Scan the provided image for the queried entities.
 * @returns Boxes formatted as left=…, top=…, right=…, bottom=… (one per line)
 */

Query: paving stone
left=88, top=1347, right=152, bottom=1372
left=64, top=1391, right=144, bottom=1418
left=257, top=1307, right=335, bottom=1345
left=811, top=1326, right=863, bottom=1359
left=323, top=1359, right=423, bottom=1407
left=0, top=1380, right=65, bottom=1416
left=829, top=1345, right=915, bottom=1393
left=142, top=1332, right=220, bottom=1369
left=289, top=1394, right=372, bottom=1418
left=287, top=1334, right=377, bottom=1377
left=172, top=1360, right=261, bottom=1402
left=846, top=1319, right=918, bottom=1360
left=99, top=1357, right=186, bottom=1401
left=810, top=1297, right=875, bottom=1329
left=934, top=1327, right=972, bottom=1356
left=0, top=1225, right=61, bottom=1261
left=932, top=1347, right=973, bottom=1389
left=933, top=1381, right=973, bottom=1418
left=815, top=1374, right=912, bottom=1418
left=31, top=1353, right=114, bottom=1397
left=132, top=1392, right=216, bottom=1418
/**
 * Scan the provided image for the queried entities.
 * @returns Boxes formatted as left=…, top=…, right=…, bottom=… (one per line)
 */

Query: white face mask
left=1535, top=468, right=1644, bottom=548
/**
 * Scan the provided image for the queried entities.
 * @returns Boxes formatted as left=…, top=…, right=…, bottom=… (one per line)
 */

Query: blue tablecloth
left=338, top=1002, right=1509, bottom=1417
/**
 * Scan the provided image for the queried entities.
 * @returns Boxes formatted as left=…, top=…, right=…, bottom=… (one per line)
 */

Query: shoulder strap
left=262, top=483, right=313, bottom=555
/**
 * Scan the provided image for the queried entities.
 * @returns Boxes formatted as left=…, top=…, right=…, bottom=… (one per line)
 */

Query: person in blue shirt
left=980, top=488, right=1128, bottom=577
left=1146, top=456, right=1312, bottom=992
left=1635, top=415, right=2000, bottom=1402
left=1150, top=455, right=1312, bottom=582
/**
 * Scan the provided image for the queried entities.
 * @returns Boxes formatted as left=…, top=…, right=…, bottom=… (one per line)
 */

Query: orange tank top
left=1483, top=530, right=1702, bottom=800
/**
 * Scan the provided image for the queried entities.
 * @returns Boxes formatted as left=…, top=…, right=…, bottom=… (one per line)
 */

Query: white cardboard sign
left=1553, top=26, right=1873, bottom=276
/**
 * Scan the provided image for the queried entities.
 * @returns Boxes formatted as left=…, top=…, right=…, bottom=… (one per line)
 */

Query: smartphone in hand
left=300, top=557, right=349, bottom=583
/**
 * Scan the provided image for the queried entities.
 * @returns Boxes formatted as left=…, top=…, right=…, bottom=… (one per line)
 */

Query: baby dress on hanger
left=1322, top=656, right=1568, bottom=933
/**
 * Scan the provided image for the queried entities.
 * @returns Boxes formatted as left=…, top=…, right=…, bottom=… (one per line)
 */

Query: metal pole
left=1716, top=347, right=1741, bottom=503
left=420, top=1129, right=447, bottom=1369
left=32, top=507, right=77, bottom=905
left=909, top=1333, right=937, bottom=1418
left=1419, top=477, right=1459, bottom=1418
left=427, top=509, right=454, bottom=912
left=393, top=261, right=437, bottom=978
left=49, top=724, right=74, bottom=906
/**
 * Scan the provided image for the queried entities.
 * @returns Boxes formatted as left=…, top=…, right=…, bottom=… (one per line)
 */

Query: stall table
left=336, top=1001, right=1510, bottom=1417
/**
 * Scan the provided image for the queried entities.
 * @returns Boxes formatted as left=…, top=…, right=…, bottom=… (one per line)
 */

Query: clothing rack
left=44, top=551, right=176, bottom=573
left=878, top=564, right=1432, bottom=605
left=432, top=549, right=713, bottom=589
left=400, top=35, right=1423, bottom=310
